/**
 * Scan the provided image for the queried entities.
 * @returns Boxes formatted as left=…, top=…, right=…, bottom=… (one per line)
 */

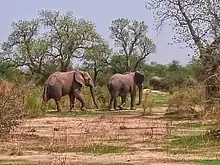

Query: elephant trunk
left=137, top=85, right=143, bottom=105
left=89, top=86, right=99, bottom=109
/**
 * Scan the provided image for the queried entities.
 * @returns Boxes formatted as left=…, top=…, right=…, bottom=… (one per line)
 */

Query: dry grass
left=2, top=82, right=220, bottom=164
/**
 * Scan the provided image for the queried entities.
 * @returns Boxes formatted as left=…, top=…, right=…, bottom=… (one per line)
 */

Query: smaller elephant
left=149, top=76, right=169, bottom=91
left=43, top=70, right=98, bottom=112
left=107, top=71, right=145, bottom=110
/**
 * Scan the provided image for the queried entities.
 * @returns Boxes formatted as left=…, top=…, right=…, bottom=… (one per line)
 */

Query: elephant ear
left=134, top=71, right=145, bottom=85
left=74, top=71, right=85, bottom=86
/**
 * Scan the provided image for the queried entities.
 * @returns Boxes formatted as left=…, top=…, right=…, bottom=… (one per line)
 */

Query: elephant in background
left=107, top=71, right=145, bottom=110
left=43, top=70, right=98, bottom=112
left=149, top=76, right=169, bottom=91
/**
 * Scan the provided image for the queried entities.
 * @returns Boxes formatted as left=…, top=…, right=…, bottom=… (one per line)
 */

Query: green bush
left=24, top=93, right=46, bottom=118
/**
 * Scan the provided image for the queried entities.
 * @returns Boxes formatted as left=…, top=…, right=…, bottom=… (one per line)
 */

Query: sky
left=0, top=0, right=193, bottom=66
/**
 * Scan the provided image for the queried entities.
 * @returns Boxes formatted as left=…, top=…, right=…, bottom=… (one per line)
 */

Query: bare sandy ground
left=0, top=109, right=203, bottom=165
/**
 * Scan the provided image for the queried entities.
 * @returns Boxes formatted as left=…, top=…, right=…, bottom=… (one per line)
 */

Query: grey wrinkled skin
left=43, top=70, right=98, bottom=112
left=107, top=71, right=145, bottom=110
left=149, top=76, right=168, bottom=91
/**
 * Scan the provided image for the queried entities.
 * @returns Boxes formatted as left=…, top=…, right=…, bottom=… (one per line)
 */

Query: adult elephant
left=107, top=71, right=145, bottom=110
left=149, top=76, right=168, bottom=91
left=43, top=70, right=98, bottom=112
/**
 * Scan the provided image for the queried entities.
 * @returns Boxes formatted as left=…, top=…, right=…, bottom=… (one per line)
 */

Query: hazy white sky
left=0, top=0, right=193, bottom=65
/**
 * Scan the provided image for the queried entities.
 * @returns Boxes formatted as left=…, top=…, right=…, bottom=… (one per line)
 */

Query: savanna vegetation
left=0, top=0, right=220, bottom=164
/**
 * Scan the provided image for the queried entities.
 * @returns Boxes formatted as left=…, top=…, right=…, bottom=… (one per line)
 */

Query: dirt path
left=0, top=110, right=200, bottom=165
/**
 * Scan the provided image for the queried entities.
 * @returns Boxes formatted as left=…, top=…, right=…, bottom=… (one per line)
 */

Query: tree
left=146, top=0, right=220, bottom=111
left=110, top=53, right=146, bottom=73
left=1, top=19, right=52, bottom=76
left=83, top=43, right=112, bottom=85
left=109, top=18, right=156, bottom=72
left=1, top=10, right=103, bottom=83
left=39, top=10, right=102, bottom=72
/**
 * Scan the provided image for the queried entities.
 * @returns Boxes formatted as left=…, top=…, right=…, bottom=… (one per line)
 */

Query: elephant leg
left=118, top=95, right=126, bottom=110
left=109, top=96, right=115, bottom=111
left=55, top=99, right=62, bottom=112
left=69, top=94, right=75, bottom=111
left=74, top=89, right=86, bottom=111
left=130, top=91, right=136, bottom=110
left=114, top=98, right=117, bottom=110
left=109, top=90, right=119, bottom=111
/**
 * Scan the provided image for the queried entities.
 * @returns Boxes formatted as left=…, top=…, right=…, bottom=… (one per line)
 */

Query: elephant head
left=133, top=71, right=145, bottom=105
left=74, top=70, right=98, bottom=109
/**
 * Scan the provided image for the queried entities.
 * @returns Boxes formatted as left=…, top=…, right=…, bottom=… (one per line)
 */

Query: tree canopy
left=0, top=8, right=207, bottom=89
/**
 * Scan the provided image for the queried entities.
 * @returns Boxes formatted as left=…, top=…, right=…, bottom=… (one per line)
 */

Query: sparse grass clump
left=0, top=160, right=37, bottom=165
left=35, top=144, right=134, bottom=154
left=105, top=163, right=134, bottom=165
left=195, top=159, right=220, bottom=165
left=163, top=133, right=220, bottom=156
left=46, top=110, right=100, bottom=117
left=148, top=92, right=169, bottom=107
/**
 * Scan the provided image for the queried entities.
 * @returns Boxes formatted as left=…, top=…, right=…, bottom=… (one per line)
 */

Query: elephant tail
left=43, top=84, right=49, bottom=102
left=107, top=82, right=113, bottom=92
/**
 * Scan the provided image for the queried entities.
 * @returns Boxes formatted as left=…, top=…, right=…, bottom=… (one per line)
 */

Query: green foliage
left=0, top=62, right=21, bottom=81
left=1, top=10, right=103, bottom=83
left=24, top=93, right=46, bottom=118
left=95, top=86, right=110, bottom=108
left=147, top=0, right=220, bottom=105
left=83, top=43, right=112, bottom=84
left=0, top=9, right=203, bottom=89
left=164, top=133, right=220, bottom=156
left=109, top=18, right=156, bottom=72
left=195, top=160, right=220, bottom=165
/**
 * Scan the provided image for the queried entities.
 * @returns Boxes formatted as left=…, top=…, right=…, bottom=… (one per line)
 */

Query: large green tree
left=39, top=10, right=102, bottom=72
left=1, top=10, right=103, bottom=81
left=109, top=18, right=156, bottom=72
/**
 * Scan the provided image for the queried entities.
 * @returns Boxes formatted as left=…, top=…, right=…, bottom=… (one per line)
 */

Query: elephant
left=149, top=76, right=169, bottom=91
left=43, top=70, right=98, bottom=112
left=107, top=71, right=145, bottom=110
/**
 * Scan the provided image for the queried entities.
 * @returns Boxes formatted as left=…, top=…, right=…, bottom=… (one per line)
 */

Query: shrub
left=24, top=89, right=46, bottom=118
left=168, top=87, right=203, bottom=109
left=0, top=83, right=24, bottom=136
left=166, top=87, right=203, bottom=119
